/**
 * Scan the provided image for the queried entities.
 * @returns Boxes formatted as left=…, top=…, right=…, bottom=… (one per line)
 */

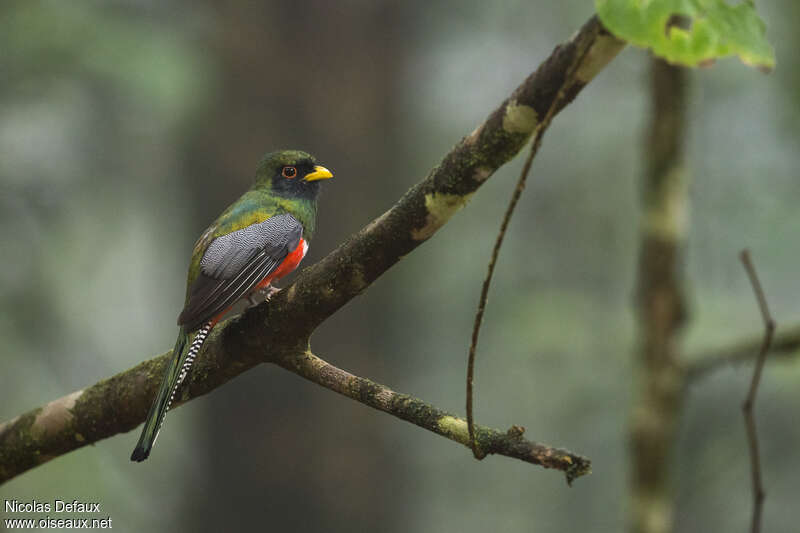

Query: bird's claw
left=263, top=286, right=282, bottom=301
left=248, top=285, right=282, bottom=307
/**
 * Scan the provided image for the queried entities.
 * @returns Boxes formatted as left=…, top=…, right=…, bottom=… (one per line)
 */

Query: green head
left=254, top=149, right=333, bottom=201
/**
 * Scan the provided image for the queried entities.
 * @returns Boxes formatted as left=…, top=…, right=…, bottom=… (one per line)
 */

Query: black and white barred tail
left=130, top=322, right=213, bottom=462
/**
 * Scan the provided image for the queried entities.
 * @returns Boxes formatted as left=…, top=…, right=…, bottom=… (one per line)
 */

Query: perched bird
left=131, top=149, right=333, bottom=462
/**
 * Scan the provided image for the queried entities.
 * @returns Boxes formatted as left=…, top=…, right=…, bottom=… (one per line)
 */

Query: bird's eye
left=281, top=166, right=297, bottom=179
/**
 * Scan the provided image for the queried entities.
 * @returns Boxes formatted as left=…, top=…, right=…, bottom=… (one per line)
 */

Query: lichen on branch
left=278, top=350, right=591, bottom=484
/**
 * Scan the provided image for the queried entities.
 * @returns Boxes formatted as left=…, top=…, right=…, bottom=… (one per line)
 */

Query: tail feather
left=131, top=323, right=212, bottom=462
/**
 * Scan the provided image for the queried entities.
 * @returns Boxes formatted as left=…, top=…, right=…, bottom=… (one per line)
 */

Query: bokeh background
left=1, top=1, right=798, bottom=532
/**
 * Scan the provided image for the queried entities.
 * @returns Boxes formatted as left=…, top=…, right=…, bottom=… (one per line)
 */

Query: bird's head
left=254, top=149, right=333, bottom=200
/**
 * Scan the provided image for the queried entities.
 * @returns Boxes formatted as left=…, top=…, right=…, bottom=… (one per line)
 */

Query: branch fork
left=0, top=16, right=624, bottom=486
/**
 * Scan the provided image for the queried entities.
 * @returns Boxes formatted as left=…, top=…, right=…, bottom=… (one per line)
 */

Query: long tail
left=131, top=322, right=213, bottom=462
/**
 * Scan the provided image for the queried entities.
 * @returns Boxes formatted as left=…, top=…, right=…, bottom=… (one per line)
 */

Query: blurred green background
left=1, top=1, right=798, bottom=532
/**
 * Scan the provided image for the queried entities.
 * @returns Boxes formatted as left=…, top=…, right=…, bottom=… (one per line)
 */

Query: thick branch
left=0, top=16, right=623, bottom=485
left=629, top=58, right=689, bottom=533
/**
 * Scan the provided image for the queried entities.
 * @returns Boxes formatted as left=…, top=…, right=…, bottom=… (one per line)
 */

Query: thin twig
left=466, top=42, right=595, bottom=458
left=739, top=249, right=776, bottom=533
left=465, top=129, right=536, bottom=459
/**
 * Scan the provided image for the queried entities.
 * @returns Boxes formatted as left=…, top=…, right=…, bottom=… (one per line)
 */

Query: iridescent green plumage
left=185, top=150, right=321, bottom=299
left=131, top=149, right=332, bottom=462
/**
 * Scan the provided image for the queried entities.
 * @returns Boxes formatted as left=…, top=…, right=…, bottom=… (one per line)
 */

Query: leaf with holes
left=595, top=0, right=775, bottom=71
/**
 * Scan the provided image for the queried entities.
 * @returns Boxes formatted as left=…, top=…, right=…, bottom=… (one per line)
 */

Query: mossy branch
left=277, top=350, right=591, bottom=484
left=0, top=16, right=623, bottom=486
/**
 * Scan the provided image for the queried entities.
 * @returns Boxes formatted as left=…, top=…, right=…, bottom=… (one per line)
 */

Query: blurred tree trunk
left=180, top=1, right=410, bottom=531
left=629, top=57, right=689, bottom=533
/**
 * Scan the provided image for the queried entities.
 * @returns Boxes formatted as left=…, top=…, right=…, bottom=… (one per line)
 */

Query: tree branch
left=0, top=15, right=623, bottom=485
left=685, top=324, right=800, bottom=382
left=277, top=350, right=590, bottom=485
left=629, top=57, right=690, bottom=533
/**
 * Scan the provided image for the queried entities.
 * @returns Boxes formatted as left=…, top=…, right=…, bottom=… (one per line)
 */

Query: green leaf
left=595, top=0, right=775, bottom=71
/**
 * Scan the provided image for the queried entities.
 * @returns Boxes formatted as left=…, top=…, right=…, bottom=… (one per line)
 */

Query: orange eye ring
left=281, top=166, right=297, bottom=179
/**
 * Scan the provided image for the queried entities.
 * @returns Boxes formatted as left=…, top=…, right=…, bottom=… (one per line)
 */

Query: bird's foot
left=264, top=286, right=282, bottom=301
left=247, top=285, right=282, bottom=307
left=247, top=293, right=260, bottom=307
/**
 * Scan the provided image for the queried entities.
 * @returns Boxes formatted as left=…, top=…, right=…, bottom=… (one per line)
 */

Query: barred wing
left=177, top=214, right=302, bottom=331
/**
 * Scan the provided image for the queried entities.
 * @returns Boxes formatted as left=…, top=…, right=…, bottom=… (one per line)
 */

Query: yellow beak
left=304, top=165, right=333, bottom=182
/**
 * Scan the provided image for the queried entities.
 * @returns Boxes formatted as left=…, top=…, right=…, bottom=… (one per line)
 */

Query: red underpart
left=255, top=237, right=308, bottom=289
left=209, top=238, right=308, bottom=328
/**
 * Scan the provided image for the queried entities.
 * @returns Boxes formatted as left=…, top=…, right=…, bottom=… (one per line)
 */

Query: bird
left=130, top=149, right=333, bottom=462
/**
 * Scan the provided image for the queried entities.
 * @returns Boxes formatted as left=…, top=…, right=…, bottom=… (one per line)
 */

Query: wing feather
left=177, top=214, right=303, bottom=330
